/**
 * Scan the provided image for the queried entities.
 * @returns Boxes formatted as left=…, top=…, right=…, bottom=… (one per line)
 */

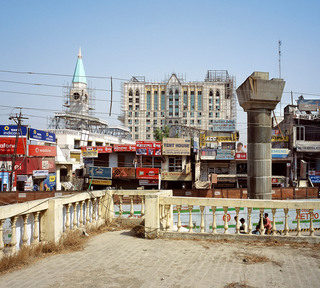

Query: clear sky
left=1, top=0, right=319, bottom=143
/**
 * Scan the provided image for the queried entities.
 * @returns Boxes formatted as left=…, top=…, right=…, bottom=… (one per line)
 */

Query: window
left=209, top=90, right=213, bottom=96
left=168, top=156, right=182, bottom=172
left=216, top=112, right=220, bottom=118
left=128, top=119, right=132, bottom=124
left=190, top=112, right=194, bottom=118
left=146, top=119, right=150, bottom=124
left=198, top=112, right=202, bottom=117
left=96, top=142, right=103, bottom=146
left=135, top=119, right=139, bottom=124
left=135, top=90, right=140, bottom=96
left=191, top=120, right=194, bottom=124
left=146, top=134, right=150, bottom=139
left=216, top=90, right=220, bottom=97
left=198, top=120, right=201, bottom=124
left=135, top=112, right=139, bottom=117
left=135, top=134, right=139, bottom=140
left=135, top=105, right=140, bottom=110
left=135, top=127, right=139, bottom=132
left=147, top=91, right=151, bottom=110
left=183, top=112, right=187, bottom=117
left=154, top=120, right=157, bottom=125
left=146, top=112, right=150, bottom=117
left=161, top=91, right=165, bottom=110
left=190, top=91, right=195, bottom=110
left=129, top=90, right=133, bottom=96
left=146, top=127, right=151, bottom=132
left=296, top=126, right=305, bottom=141
left=135, top=98, right=140, bottom=103
left=209, top=112, right=213, bottom=118
left=128, top=111, right=132, bottom=117
left=154, top=90, right=158, bottom=110
left=87, top=141, right=92, bottom=146
left=154, top=112, right=157, bottom=117
left=129, top=105, right=133, bottom=110
left=74, top=139, right=80, bottom=149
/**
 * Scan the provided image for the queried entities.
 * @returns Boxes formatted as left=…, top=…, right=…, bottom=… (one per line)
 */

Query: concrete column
left=236, top=72, right=285, bottom=199
left=247, top=109, right=272, bottom=199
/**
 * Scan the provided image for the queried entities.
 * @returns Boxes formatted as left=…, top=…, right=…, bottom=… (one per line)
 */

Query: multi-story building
left=119, top=71, right=236, bottom=141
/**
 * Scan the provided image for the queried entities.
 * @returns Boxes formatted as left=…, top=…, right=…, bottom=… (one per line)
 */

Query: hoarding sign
left=97, top=146, right=112, bottom=153
left=272, top=149, right=290, bottom=159
left=113, top=144, right=136, bottom=152
left=81, top=147, right=98, bottom=158
left=89, top=166, right=112, bottom=179
left=27, top=157, right=55, bottom=173
left=91, top=179, right=112, bottom=185
left=211, top=120, right=236, bottom=131
left=136, top=141, right=161, bottom=156
left=0, top=125, right=27, bottom=137
left=29, top=128, right=56, bottom=143
left=235, top=153, right=247, bottom=160
left=162, top=138, right=190, bottom=155
left=33, top=170, right=49, bottom=177
left=216, top=149, right=234, bottom=160
left=29, top=145, right=57, bottom=157
left=310, top=176, right=320, bottom=184
left=112, top=167, right=136, bottom=179
left=136, top=168, right=159, bottom=179
left=139, top=179, right=158, bottom=186
left=296, top=142, right=320, bottom=152
left=271, top=135, right=289, bottom=142
left=0, top=138, right=27, bottom=155
left=161, top=171, right=192, bottom=181
left=43, top=173, right=56, bottom=191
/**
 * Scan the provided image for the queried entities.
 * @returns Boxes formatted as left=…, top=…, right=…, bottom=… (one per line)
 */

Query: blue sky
left=1, top=0, right=319, bottom=142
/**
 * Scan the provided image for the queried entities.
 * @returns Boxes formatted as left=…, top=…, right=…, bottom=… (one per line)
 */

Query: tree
left=153, top=126, right=170, bottom=141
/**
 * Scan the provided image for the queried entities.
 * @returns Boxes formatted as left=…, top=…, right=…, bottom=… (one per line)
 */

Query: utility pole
left=9, top=109, right=28, bottom=191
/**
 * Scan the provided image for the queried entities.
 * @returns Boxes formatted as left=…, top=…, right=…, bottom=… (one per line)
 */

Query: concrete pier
left=236, top=72, right=285, bottom=199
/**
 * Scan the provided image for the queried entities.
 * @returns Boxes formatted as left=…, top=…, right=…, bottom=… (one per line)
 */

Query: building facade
left=119, top=71, right=236, bottom=141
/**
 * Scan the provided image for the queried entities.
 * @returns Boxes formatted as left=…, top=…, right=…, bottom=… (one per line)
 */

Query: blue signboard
left=43, top=173, right=56, bottom=191
left=29, top=128, right=56, bottom=143
left=216, top=149, right=234, bottom=160
left=310, top=176, right=320, bottom=184
left=272, top=149, right=290, bottom=159
left=211, top=120, right=236, bottom=132
left=0, top=125, right=27, bottom=137
left=89, top=167, right=112, bottom=179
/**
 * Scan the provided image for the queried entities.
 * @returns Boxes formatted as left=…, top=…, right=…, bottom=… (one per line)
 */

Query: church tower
left=68, top=48, right=91, bottom=115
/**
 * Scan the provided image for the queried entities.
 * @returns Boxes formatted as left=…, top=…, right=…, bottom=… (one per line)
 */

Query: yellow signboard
left=91, top=179, right=112, bottom=185
left=162, top=138, right=191, bottom=155
left=161, top=172, right=192, bottom=181
left=271, top=136, right=289, bottom=142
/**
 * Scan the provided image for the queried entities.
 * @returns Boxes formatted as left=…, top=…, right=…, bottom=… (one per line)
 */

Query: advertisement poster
left=28, top=145, right=57, bottom=157
left=0, top=138, right=27, bottom=155
left=136, top=168, right=159, bottom=179
left=29, top=128, right=56, bottom=143
left=0, top=125, right=27, bottom=137
left=89, top=166, right=112, bottom=179
left=81, top=147, right=98, bottom=158
left=136, top=141, right=161, bottom=156
left=43, top=173, right=56, bottom=191
left=112, top=167, right=136, bottom=179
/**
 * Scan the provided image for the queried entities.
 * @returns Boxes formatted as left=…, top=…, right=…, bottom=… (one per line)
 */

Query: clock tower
left=68, top=48, right=90, bottom=115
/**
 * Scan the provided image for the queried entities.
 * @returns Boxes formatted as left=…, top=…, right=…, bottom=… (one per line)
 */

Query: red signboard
left=235, top=153, right=247, bottom=160
left=97, top=146, right=112, bottom=153
left=136, top=168, right=159, bottom=179
left=29, top=145, right=57, bottom=157
left=0, top=157, right=27, bottom=174
left=81, top=146, right=112, bottom=153
left=113, top=144, right=136, bottom=152
left=0, top=137, right=27, bottom=155
left=26, top=157, right=55, bottom=174
left=136, top=141, right=161, bottom=156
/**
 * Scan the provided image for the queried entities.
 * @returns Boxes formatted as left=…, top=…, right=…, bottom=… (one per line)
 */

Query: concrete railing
left=145, top=196, right=320, bottom=240
left=0, top=190, right=108, bottom=257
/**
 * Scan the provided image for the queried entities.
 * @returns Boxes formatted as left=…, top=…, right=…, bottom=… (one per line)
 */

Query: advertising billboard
left=29, top=128, right=56, bottom=143
left=136, top=168, right=159, bottom=179
left=136, top=141, right=161, bottom=156
left=162, top=138, right=190, bottom=156
left=113, top=144, right=136, bottom=152
left=0, top=125, right=27, bottom=137
left=211, top=120, right=236, bottom=131
left=272, top=149, right=290, bottom=159
left=81, top=147, right=98, bottom=158
left=89, top=166, right=112, bottom=179
left=27, top=157, right=55, bottom=174
left=29, top=145, right=57, bottom=157
left=0, top=138, right=27, bottom=155
left=161, top=172, right=192, bottom=181
left=112, top=167, right=136, bottom=179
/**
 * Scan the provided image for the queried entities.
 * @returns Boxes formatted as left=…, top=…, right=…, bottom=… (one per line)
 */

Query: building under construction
left=119, top=70, right=237, bottom=140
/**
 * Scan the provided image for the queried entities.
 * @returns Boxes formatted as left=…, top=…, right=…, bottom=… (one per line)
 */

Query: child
left=240, top=218, right=247, bottom=234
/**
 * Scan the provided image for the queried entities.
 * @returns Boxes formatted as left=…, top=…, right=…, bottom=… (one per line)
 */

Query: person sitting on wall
left=240, top=218, right=248, bottom=234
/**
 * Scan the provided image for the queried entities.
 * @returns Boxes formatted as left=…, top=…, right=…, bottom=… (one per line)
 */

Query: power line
left=0, top=69, right=130, bottom=81
left=0, top=79, right=122, bottom=93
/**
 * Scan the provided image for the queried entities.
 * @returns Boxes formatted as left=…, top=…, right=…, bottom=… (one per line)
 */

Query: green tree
left=153, top=126, right=170, bottom=141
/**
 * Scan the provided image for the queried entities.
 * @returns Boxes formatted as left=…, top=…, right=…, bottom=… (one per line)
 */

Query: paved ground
left=1, top=230, right=320, bottom=288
